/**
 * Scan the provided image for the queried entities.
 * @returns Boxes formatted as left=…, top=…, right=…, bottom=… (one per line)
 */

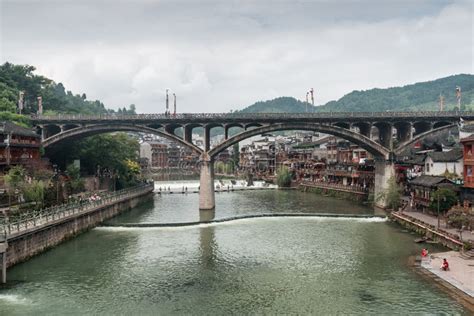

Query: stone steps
left=460, top=249, right=474, bottom=260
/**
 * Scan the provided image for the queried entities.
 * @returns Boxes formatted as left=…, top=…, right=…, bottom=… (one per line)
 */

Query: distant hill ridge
left=240, top=74, right=474, bottom=113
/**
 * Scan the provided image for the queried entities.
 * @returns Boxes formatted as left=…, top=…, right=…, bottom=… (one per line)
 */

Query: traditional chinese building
left=409, top=175, right=455, bottom=212
left=461, top=136, right=474, bottom=188
left=0, top=121, right=41, bottom=171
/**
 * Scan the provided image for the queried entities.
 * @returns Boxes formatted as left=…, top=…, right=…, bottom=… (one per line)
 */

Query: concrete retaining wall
left=390, top=212, right=463, bottom=250
left=5, top=190, right=153, bottom=268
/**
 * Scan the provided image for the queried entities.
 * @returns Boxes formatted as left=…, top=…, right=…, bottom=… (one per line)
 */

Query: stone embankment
left=390, top=211, right=469, bottom=250
left=0, top=183, right=154, bottom=280
left=299, top=182, right=371, bottom=202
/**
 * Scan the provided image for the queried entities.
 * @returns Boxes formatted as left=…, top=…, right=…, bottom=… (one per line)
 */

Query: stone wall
left=300, top=185, right=369, bottom=202
left=5, top=190, right=152, bottom=268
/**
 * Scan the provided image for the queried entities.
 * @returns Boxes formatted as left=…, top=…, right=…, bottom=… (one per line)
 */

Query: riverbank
left=411, top=251, right=474, bottom=311
left=391, top=210, right=474, bottom=310
left=299, top=182, right=371, bottom=203
left=1, top=183, right=154, bottom=277
left=390, top=211, right=471, bottom=250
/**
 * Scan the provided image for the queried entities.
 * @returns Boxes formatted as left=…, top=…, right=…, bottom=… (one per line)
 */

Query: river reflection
left=199, top=209, right=217, bottom=268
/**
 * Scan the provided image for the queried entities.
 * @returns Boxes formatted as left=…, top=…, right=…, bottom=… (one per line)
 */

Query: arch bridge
left=32, top=111, right=472, bottom=209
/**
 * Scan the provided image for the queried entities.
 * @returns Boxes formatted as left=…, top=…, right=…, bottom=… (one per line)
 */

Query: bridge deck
left=31, top=111, right=473, bottom=124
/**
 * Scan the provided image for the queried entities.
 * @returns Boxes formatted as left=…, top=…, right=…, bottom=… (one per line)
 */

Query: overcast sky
left=1, top=0, right=472, bottom=113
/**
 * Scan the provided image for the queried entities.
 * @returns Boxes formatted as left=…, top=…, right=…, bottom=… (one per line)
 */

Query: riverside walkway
left=420, top=251, right=474, bottom=298
left=1, top=183, right=154, bottom=239
left=400, top=210, right=474, bottom=242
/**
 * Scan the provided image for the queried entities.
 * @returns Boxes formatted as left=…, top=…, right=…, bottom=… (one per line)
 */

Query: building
left=140, top=141, right=169, bottom=169
left=461, top=136, right=474, bottom=188
left=409, top=175, right=456, bottom=212
left=423, top=149, right=463, bottom=177
left=0, top=121, right=41, bottom=171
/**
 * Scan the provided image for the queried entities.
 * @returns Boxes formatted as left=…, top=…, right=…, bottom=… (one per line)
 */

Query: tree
left=4, top=166, right=26, bottom=205
left=377, top=176, right=402, bottom=210
left=232, top=143, right=240, bottom=167
left=23, top=180, right=46, bottom=210
left=50, top=133, right=140, bottom=190
left=429, top=188, right=457, bottom=214
left=65, top=163, right=84, bottom=194
left=276, top=167, right=292, bottom=187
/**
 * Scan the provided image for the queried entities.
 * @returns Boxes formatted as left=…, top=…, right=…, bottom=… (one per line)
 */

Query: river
left=0, top=185, right=469, bottom=315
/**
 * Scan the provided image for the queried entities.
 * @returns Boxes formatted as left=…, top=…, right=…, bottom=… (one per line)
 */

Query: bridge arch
left=42, top=123, right=204, bottom=155
left=208, top=122, right=391, bottom=160
left=394, top=124, right=457, bottom=156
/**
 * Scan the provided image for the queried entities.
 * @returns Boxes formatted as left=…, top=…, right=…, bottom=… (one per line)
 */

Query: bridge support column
left=184, top=125, right=193, bottom=143
left=374, top=160, right=395, bottom=209
left=359, top=123, right=372, bottom=138
left=0, top=242, right=7, bottom=284
left=204, top=126, right=211, bottom=152
left=38, top=125, right=45, bottom=141
left=379, top=124, right=393, bottom=149
left=224, top=125, right=229, bottom=140
left=199, top=155, right=215, bottom=210
left=396, top=122, right=412, bottom=142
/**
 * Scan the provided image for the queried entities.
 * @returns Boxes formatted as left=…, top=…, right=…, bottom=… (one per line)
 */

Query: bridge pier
left=374, top=160, right=395, bottom=209
left=199, top=155, right=215, bottom=210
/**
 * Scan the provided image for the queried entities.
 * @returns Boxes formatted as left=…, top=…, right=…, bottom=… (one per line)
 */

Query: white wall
left=424, top=156, right=463, bottom=176
left=140, top=142, right=152, bottom=166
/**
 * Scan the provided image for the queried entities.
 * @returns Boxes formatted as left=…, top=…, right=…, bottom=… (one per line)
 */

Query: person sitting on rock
left=441, top=258, right=449, bottom=271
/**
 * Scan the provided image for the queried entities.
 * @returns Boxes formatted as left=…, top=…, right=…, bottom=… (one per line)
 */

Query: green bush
left=276, top=167, right=292, bottom=187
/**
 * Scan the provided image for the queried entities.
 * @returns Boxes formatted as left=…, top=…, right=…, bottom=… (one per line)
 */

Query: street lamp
left=436, top=193, right=446, bottom=230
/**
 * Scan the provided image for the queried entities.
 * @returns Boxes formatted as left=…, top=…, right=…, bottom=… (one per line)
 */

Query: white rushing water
left=154, top=179, right=278, bottom=191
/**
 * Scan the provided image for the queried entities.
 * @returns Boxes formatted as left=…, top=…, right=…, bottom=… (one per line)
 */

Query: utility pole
left=173, top=93, right=176, bottom=116
left=437, top=195, right=440, bottom=230
left=305, top=92, right=309, bottom=113
left=37, top=96, right=43, bottom=115
left=165, top=89, right=169, bottom=115
left=310, top=88, right=314, bottom=112
left=439, top=94, right=444, bottom=111
left=18, top=91, right=24, bottom=114
left=456, top=86, right=462, bottom=110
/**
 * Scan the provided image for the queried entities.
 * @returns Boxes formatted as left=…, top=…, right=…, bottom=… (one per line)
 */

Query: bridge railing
left=31, top=110, right=468, bottom=121
left=1, top=182, right=154, bottom=237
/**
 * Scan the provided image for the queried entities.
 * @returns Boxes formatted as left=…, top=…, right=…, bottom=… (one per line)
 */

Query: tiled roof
left=0, top=121, right=39, bottom=138
left=460, top=135, right=474, bottom=143
left=410, top=175, right=453, bottom=187
left=425, top=148, right=463, bottom=163
left=460, top=124, right=474, bottom=133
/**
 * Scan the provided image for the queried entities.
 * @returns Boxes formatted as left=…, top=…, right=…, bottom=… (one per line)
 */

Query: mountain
left=241, top=74, right=474, bottom=113
left=239, top=97, right=311, bottom=113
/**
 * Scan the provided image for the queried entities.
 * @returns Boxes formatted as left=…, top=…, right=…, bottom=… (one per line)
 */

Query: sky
left=1, top=0, right=473, bottom=113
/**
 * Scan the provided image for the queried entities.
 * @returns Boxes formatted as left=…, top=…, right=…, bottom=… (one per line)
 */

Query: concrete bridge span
left=31, top=111, right=470, bottom=209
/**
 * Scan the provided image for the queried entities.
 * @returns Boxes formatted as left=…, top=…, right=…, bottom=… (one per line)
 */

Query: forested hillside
left=0, top=63, right=135, bottom=125
left=241, top=74, right=474, bottom=113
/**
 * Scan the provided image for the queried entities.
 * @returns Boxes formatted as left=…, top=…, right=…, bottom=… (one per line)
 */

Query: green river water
left=0, top=188, right=469, bottom=315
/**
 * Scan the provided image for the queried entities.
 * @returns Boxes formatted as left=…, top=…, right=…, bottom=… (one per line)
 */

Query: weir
left=100, top=212, right=387, bottom=228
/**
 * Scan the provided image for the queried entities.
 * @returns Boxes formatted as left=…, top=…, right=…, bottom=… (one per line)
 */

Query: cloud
left=1, top=0, right=472, bottom=113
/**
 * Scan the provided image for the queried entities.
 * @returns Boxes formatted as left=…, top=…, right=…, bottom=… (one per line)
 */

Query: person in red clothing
left=441, top=258, right=449, bottom=271
left=421, top=249, right=428, bottom=257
